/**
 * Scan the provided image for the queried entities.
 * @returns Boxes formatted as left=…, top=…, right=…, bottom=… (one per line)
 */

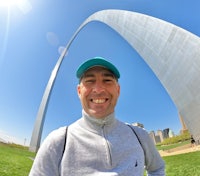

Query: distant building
left=168, top=129, right=175, bottom=138
left=148, top=128, right=175, bottom=144
left=131, top=122, right=175, bottom=144
left=149, top=131, right=156, bottom=144
left=163, top=128, right=169, bottom=139
left=155, top=135, right=161, bottom=143
left=132, top=122, right=144, bottom=128
left=157, top=130, right=164, bottom=142
left=149, top=130, right=163, bottom=144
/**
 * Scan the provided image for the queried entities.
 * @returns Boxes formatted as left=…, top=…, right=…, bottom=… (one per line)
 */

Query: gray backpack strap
left=127, top=124, right=143, bottom=150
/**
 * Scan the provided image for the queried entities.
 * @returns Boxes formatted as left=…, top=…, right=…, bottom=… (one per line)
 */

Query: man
left=29, top=56, right=165, bottom=176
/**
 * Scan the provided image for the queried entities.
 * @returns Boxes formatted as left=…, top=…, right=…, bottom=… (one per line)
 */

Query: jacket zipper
left=102, top=124, right=112, bottom=167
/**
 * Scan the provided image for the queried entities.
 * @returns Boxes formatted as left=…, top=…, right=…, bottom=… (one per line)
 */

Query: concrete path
left=159, top=144, right=200, bottom=157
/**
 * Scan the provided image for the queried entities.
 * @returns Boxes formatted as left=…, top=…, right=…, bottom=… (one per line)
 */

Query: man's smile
left=91, top=98, right=108, bottom=104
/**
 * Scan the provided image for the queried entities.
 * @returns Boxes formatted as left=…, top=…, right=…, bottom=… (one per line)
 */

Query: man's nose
left=92, top=82, right=104, bottom=93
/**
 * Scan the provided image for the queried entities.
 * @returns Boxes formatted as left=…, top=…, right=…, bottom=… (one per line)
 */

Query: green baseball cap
left=76, top=57, right=120, bottom=79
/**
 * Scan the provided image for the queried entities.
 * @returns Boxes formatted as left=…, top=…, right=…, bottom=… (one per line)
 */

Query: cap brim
left=76, top=57, right=120, bottom=79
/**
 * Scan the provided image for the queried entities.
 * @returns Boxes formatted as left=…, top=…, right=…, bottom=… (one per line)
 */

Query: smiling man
left=77, top=62, right=120, bottom=118
left=29, top=57, right=165, bottom=176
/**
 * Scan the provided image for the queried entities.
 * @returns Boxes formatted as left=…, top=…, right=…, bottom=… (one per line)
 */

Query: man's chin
left=87, top=110, right=106, bottom=119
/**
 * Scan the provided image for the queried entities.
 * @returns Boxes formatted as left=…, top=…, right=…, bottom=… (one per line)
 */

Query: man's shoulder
left=126, top=123, right=148, bottom=135
left=49, top=126, right=67, bottom=136
left=43, top=126, right=67, bottom=145
left=125, top=123, right=152, bottom=146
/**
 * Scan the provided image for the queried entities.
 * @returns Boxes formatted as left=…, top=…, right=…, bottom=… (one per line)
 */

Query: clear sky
left=0, top=0, right=199, bottom=146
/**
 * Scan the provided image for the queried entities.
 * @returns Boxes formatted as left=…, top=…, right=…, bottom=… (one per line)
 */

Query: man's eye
left=85, top=79, right=94, bottom=83
left=104, top=79, right=113, bottom=82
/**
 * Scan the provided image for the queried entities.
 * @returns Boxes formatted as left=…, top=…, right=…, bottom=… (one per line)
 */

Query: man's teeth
left=92, top=99, right=106, bottom=103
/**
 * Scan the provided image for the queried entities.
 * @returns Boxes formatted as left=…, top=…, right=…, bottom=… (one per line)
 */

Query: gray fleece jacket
left=29, top=111, right=165, bottom=176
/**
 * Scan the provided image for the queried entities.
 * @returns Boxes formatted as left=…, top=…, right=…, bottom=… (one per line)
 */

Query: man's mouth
left=91, top=98, right=108, bottom=104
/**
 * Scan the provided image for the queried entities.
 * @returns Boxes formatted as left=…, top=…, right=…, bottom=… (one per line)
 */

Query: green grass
left=163, top=151, right=200, bottom=176
left=0, top=143, right=35, bottom=176
left=1, top=142, right=200, bottom=176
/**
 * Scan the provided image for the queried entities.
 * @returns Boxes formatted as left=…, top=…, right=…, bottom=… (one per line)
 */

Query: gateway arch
left=30, top=9, right=200, bottom=152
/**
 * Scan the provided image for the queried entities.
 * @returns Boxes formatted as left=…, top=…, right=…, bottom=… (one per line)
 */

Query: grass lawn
left=0, top=142, right=200, bottom=175
left=0, top=143, right=35, bottom=176
left=163, top=151, right=200, bottom=176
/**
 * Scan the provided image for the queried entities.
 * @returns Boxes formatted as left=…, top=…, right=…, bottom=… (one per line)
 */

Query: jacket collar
left=78, top=110, right=117, bottom=133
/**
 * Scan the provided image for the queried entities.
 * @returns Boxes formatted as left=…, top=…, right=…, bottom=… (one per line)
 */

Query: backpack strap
left=126, top=124, right=143, bottom=150
left=62, top=126, right=68, bottom=155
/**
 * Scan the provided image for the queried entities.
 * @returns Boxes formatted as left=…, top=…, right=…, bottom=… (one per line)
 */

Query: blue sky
left=0, top=0, right=199, bottom=146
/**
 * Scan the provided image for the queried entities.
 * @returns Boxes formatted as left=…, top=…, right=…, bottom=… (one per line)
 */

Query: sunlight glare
left=0, top=0, right=23, bottom=7
left=0, top=0, right=32, bottom=14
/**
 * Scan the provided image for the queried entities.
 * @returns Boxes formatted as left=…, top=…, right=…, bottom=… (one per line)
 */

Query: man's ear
left=117, top=84, right=120, bottom=97
left=77, top=84, right=81, bottom=98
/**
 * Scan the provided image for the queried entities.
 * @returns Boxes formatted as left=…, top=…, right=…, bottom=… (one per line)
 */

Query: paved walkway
left=159, top=144, right=200, bottom=157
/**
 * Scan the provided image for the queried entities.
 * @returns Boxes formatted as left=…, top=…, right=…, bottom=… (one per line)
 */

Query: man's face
left=77, top=66, right=120, bottom=119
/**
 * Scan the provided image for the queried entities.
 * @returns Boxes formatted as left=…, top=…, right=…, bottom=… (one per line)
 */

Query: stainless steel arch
left=30, top=9, right=200, bottom=152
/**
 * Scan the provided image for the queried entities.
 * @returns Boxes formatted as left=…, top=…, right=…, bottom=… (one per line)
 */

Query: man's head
left=76, top=57, right=120, bottom=81
left=76, top=57, right=120, bottom=118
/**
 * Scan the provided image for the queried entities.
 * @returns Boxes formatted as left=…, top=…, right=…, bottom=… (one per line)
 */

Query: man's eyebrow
left=82, top=72, right=114, bottom=78
left=103, top=72, right=115, bottom=78
left=80, top=71, right=117, bottom=82
left=82, top=73, right=95, bottom=78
